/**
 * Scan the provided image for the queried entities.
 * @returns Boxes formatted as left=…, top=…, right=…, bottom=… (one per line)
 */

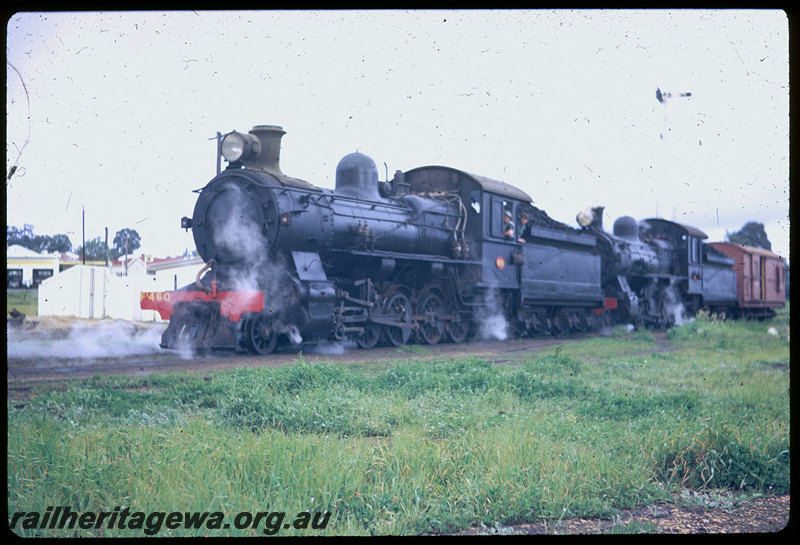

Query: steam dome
left=613, top=216, right=639, bottom=240
left=335, top=152, right=380, bottom=200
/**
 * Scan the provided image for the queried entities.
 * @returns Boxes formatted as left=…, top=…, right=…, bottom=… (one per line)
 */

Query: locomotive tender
left=141, top=124, right=784, bottom=354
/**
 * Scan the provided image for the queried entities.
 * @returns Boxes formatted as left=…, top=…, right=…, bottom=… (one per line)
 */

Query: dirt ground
left=6, top=316, right=791, bottom=535
left=456, top=493, right=791, bottom=535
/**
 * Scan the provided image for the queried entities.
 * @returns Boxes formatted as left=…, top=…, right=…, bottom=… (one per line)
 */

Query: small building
left=147, top=255, right=206, bottom=292
left=59, top=251, right=82, bottom=272
left=6, top=245, right=60, bottom=288
left=111, top=254, right=147, bottom=277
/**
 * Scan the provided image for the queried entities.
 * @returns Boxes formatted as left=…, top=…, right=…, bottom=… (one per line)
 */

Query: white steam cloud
left=211, top=183, right=272, bottom=292
left=663, top=281, right=687, bottom=326
left=478, top=287, right=510, bottom=341
left=205, top=182, right=304, bottom=348
left=7, top=319, right=166, bottom=360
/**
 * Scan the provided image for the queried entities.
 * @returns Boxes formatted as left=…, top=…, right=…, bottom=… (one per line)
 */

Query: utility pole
left=654, top=88, right=692, bottom=217
left=82, top=206, right=86, bottom=265
left=215, top=132, right=222, bottom=175
left=656, top=87, right=692, bottom=139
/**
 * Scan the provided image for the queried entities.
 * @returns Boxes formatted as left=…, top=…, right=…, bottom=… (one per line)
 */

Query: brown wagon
left=707, top=242, right=786, bottom=318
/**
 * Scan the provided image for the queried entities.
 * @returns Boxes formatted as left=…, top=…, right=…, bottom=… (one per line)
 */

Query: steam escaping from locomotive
left=7, top=319, right=165, bottom=360
left=662, top=281, right=687, bottom=326
left=478, top=287, right=510, bottom=341
left=207, top=182, right=270, bottom=289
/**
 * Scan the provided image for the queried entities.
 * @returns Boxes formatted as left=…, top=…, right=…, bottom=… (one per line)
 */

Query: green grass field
left=7, top=288, right=38, bottom=317
left=7, top=308, right=790, bottom=536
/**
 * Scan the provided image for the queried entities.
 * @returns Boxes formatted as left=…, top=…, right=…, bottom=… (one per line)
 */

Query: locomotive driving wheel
left=381, top=289, right=412, bottom=347
left=415, top=290, right=445, bottom=345
left=245, top=313, right=278, bottom=355
left=443, top=299, right=469, bottom=344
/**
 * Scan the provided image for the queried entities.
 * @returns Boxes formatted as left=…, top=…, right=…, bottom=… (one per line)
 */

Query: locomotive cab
left=639, top=218, right=708, bottom=295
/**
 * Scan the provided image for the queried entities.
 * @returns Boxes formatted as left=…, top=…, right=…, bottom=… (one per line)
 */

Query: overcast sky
left=6, top=9, right=790, bottom=261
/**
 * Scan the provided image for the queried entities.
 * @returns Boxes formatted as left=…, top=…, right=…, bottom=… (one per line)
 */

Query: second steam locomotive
left=141, top=124, right=785, bottom=354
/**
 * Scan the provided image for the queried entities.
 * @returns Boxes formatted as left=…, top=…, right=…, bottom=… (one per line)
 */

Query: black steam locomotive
left=141, top=125, right=785, bottom=354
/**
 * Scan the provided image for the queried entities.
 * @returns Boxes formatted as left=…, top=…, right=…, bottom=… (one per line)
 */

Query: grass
left=7, top=288, right=38, bottom=317
left=7, top=308, right=790, bottom=536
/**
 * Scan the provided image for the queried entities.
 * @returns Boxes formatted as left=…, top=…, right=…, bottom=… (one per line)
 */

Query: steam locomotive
left=141, top=125, right=785, bottom=354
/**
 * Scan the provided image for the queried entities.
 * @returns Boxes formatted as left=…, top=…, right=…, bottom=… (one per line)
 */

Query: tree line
left=7, top=225, right=141, bottom=261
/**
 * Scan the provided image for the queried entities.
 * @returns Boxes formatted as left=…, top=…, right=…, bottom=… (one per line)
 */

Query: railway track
left=7, top=333, right=581, bottom=385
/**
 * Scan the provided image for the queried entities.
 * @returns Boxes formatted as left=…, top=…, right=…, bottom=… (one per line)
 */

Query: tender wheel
left=551, top=308, right=570, bottom=335
left=356, top=323, right=381, bottom=349
left=382, top=291, right=412, bottom=347
left=246, top=314, right=278, bottom=355
left=416, top=290, right=445, bottom=345
left=570, top=310, right=589, bottom=333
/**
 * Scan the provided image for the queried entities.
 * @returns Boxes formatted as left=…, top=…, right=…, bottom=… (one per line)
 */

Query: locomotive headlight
left=221, top=131, right=261, bottom=163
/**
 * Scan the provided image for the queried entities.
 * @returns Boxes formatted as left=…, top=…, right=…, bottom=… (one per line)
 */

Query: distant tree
left=76, top=237, right=108, bottom=262
left=7, top=225, right=73, bottom=253
left=726, top=222, right=772, bottom=251
left=7, top=225, right=33, bottom=248
left=38, top=233, right=73, bottom=253
left=52, top=234, right=73, bottom=253
left=111, top=228, right=141, bottom=260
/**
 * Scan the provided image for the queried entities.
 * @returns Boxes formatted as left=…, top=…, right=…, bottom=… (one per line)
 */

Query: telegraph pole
left=655, top=88, right=692, bottom=217
left=656, top=87, right=692, bottom=139
left=82, top=206, right=86, bottom=265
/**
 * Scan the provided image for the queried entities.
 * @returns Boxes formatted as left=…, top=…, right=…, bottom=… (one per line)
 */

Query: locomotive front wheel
left=356, top=323, right=381, bottom=349
left=246, top=314, right=278, bottom=355
left=416, top=291, right=445, bottom=345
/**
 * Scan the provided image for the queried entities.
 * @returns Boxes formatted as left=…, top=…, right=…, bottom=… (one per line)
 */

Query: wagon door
left=753, top=254, right=763, bottom=302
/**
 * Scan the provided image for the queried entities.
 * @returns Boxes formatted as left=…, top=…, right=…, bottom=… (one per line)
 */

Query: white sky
left=6, top=9, right=790, bottom=261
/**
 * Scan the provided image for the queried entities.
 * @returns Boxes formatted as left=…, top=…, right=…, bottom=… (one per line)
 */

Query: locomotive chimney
left=249, top=124, right=285, bottom=175
left=576, top=206, right=605, bottom=231
left=590, top=206, right=605, bottom=230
